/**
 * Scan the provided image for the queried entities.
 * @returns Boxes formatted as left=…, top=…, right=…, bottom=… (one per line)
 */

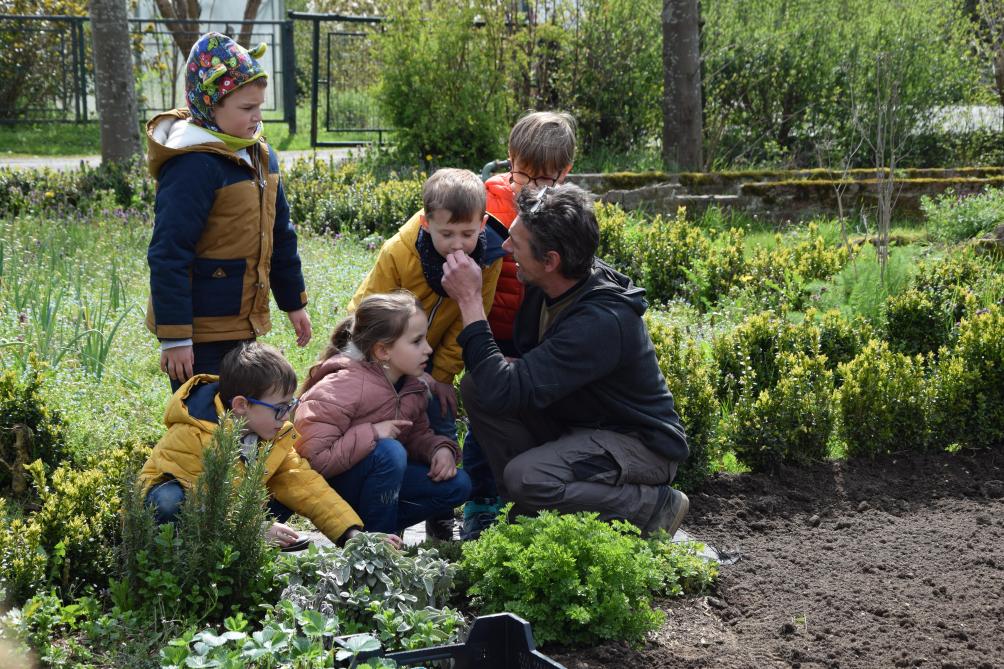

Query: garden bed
left=550, top=447, right=1004, bottom=668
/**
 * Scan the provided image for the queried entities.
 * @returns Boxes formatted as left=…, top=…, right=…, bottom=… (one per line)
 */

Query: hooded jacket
left=140, top=374, right=362, bottom=542
left=145, top=110, right=307, bottom=343
left=484, top=174, right=524, bottom=342
left=348, top=211, right=504, bottom=384
left=457, top=259, right=690, bottom=463
left=294, top=353, right=461, bottom=479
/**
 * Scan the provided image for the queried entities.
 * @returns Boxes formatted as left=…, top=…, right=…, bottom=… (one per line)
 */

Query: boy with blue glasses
left=140, top=342, right=399, bottom=548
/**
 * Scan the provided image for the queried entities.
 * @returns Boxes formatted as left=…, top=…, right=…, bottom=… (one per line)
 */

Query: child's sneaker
left=460, top=496, right=503, bottom=540
left=643, top=485, right=689, bottom=538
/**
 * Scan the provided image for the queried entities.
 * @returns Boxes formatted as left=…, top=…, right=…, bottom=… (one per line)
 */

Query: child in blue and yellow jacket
left=146, top=32, right=311, bottom=391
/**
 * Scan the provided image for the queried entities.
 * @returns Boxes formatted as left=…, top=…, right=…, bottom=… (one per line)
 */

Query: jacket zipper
left=372, top=362, right=424, bottom=420
left=427, top=295, right=444, bottom=328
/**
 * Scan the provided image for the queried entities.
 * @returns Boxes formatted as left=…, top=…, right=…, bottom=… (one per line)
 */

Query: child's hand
left=342, top=528, right=403, bottom=550
left=265, top=522, right=299, bottom=547
left=160, top=345, right=194, bottom=383
left=420, top=372, right=458, bottom=417
left=428, top=446, right=458, bottom=482
left=287, top=308, right=312, bottom=346
left=374, top=419, right=413, bottom=440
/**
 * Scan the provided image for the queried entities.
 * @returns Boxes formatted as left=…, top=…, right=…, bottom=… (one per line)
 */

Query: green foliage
left=836, top=340, right=930, bottom=457
left=912, top=250, right=998, bottom=323
left=377, top=0, right=511, bottom=167
left=885, top=289, right=953, bottom=356
left=461, top=509, right=715, bottom=647
left=595, top=202, right=645, bottom=282
left=702, top=0, right=985, bottom=168
left=277, top=534, right=460, bottom=645
left=922, top=188, right=1004, bottom=243
left=0, top=360, right=67, bottom=497
left=815, top=243, right=917, bottom=326
left=712, top=311, right=790, bottom=405
left=0, top=161, right=151, bottom=216
left=929, top=306, right=1004, bottom=451
left=724, top=352, right=835, bottom=472
left=159, top=602, right=399, bottom=669
left=641, top=208, right=711, bottom=303
left=802, top=308, right=874, bottom=380
left=0, top=445, right=143, bottom=606
left=117, top=420, right=279, bottom=625
left=645, top=315, right=720, bottom=491
left=283, top=158, right=424, bottom=237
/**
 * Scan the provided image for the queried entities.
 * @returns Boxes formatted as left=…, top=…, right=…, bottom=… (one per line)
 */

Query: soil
left=549, top=448, right=1004, bottom=669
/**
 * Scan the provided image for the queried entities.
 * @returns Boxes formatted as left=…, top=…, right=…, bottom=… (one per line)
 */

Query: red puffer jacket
left=294, top=354, right=460, bottom=479
left=485, top=174, right=524, bottom=342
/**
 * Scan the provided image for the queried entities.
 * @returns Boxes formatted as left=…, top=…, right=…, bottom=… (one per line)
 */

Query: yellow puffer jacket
left=349, top=211, right=503, bottom=384
left=139, top=374, right=362, bottom=542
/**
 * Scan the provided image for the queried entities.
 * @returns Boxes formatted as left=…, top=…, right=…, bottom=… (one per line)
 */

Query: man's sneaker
left=643, top=486, right=689, bottom=538
left=460, top=497, right=502, bottom=540
left=425, top=516, right=454, bottom=541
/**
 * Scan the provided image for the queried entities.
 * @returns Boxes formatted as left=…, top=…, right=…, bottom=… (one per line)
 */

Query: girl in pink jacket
left=294, top=291, right=471, bottom=534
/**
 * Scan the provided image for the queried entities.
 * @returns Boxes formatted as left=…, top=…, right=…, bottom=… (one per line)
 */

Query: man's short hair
left=218, top=342, right=297, bottom=409
left=508, top=111, right=577, bottom=176
left=422, top=168, right=486, bottom=223
left=515, top=184, right=598, bottom=280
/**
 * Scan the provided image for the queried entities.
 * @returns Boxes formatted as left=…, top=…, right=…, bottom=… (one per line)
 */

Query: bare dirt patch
left=550, top=449, right=1004, bottom=668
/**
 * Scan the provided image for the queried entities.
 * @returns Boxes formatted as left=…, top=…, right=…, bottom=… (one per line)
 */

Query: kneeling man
left=442, top=183, right=689, bottom=536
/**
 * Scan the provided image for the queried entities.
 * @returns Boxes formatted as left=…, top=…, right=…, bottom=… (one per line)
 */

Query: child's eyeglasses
left=509, top=170, right=560, bottom=189
left=247, top=397, right=300, bottom=421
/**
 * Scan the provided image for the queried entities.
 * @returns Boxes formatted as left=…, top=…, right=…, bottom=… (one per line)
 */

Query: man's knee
left=441, top=469, right=473, bottom=506
left=503, top=456, right=563, bottom=507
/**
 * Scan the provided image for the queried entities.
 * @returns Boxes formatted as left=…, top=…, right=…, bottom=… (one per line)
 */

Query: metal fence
left=0, top=14, right=297, bottom=131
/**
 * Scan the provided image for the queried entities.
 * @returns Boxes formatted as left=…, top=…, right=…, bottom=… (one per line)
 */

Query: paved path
left=0, top=147, right=354, bottom=171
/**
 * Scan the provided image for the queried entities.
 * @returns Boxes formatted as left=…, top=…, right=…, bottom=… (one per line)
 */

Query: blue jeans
left=461, top=430, right=499, bottom=500
left=145, top=477, right=293, bottom=524
left=426, top=388, right=458, bottom=441
left=326, top=438, right=471, bottom=534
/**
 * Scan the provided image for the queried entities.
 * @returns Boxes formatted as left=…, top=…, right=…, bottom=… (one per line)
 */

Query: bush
left=921, top=187, right=1004, bottom=243
left=885, top=289, right=953, bottom=357
left=929, top=306, right=1004, bottom=451
left=461, top=509, right=712, bottom=647
left=641, top=208, right=710, bottom=304
left=0, top=361, right=67, bottom=498
left=645, top=315, right=720, bottom=491
left=0, top=445, right=143, bottom=606
left=712, top=311, right=789, bottom=405
left=0, top=160, right=151, bottom=217
left=836, top=340, right=930, bottom=457
left=723, top=352, right=835, bottom=472
left=912, top=250, right=995, bottom=323
left=800, top=308, right=874, bottom=380
left=283, top=159, right=424, bottom=237
left=117, top=420, right=278, bottom=624
left=377, top=0, right=511, bottom=167
left=596, top=202, right=645, bottom=282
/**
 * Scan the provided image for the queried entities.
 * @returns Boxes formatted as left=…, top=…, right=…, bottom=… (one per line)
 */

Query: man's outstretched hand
left=442, top=251, right=487, bottom=325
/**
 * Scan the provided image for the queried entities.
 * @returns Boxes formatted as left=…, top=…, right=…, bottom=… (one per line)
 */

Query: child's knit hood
left=185, top=31, right=268, bottom=132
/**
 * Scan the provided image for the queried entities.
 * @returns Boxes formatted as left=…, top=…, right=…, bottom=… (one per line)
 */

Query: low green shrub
left=117, top=420, right=278, bottom=624
left=0, top=160, right=151, bottom=216
left=836, top=340, right=930, bottom=457
left=723, top=352, right=835, bottom=472
left=885, top=288, right=953, bottom=357
left=0, top=361, right=67, bottom=498
left=283, top=159, right=424, bottom=237
left=596, top=202, right=645, bottom=282
left=929, top=306, right=1004, bottom=451
left=646, top=316, right=720, bottom=491
left=801, top=308, right=874, bottom=379
left=0, top=443, right=142, bottom=606
left=461, top=509, right=715, bottom=647
left=712, top=311, right=790, bottom=405
left=912, top=250, right=992, bottom=322
left=641, top=208, right=711, bottom=304
left=921, top=187, right=1004, bottom=243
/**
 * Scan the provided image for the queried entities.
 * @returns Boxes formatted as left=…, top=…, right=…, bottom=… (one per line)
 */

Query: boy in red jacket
left=462, top=111, right=577, bottom=539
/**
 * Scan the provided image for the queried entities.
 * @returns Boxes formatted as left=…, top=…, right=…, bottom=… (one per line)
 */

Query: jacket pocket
left=191, top=258, right=246, bottom=318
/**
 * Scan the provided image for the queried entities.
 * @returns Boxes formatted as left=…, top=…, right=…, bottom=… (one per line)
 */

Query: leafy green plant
left=929, top=306, right=1004, bottom=451
left=0, top=360, right=66, bottom=498
left=836, top=339, right=930, bottom=457
left=461, top=509, right=715, bottom=647
left=645, top=315, right=720, bottom=491
left=921, top=187, right=1004, bottom=243
left=641, top=207, right=711, bottom=304
left=885, top=288, right=953, bottom=357
left=711, top=311, right=789, bottom=405
left=117, top=419, right=279, bottom=625
left=723, top=352, right=835, bottom=472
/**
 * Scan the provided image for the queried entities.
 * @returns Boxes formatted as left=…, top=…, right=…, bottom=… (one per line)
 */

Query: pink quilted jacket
left=293, top=354, right=460, bottom=479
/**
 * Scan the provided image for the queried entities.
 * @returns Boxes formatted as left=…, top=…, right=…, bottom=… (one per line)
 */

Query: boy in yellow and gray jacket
left=140, top=342, right=387, bottom=548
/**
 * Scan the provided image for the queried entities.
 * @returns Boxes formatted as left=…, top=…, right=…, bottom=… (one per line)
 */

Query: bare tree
left=90, top=0, right=143, bottom=163
left=153, top=0, right=203, bottom=55
left=662, top=0, right=703, bottom=171
left=977, top=0, right=1004, bottom=110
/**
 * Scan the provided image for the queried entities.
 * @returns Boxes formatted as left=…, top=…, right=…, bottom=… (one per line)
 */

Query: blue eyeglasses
left=247, top=397, right=300, bottom=421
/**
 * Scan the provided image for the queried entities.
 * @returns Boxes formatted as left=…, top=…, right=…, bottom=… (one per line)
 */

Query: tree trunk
left=153, top=0, right=202, bottom=56
left=662, top=0, right=703, bottom=171
left=237, top=0, right=264, bottom=49
left=89, top=0, right=143, bottom=164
